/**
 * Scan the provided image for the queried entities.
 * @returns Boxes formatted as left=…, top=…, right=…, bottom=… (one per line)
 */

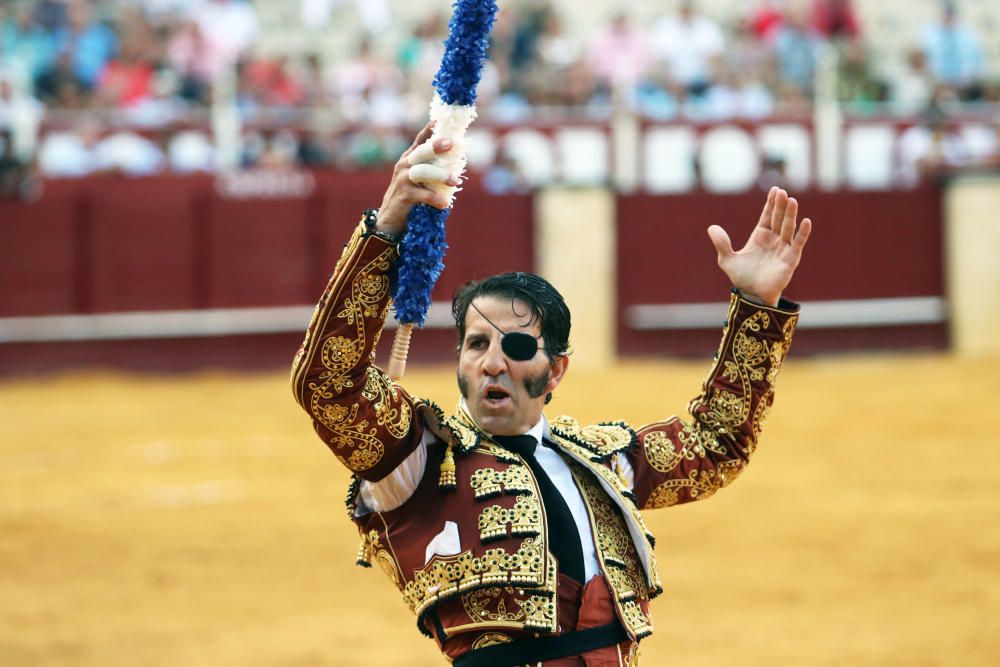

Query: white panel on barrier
left=699, top=125, right=759, bottom=192
left=846, top=125, right=895, bottom=190
left=501, top=129, right=555, bottom=186
left=556, top=128, right=609, bottom=186
left=960, top=124, right=999, bottom=162
left=757, top=124, right=812, bottom=190
left=643, top=127, right=696, bottom=193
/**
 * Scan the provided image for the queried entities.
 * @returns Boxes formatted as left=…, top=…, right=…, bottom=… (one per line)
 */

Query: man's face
left=457, top=296, right=568, bottom=436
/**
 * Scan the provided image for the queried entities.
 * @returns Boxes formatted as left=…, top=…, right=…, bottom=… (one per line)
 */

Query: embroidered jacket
left=291, top=221, right=800, bottom=653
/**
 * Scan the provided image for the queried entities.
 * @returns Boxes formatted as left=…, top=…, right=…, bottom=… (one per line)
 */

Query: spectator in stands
left=166, top=18, right=213, bottom=104
left=892, top=47, right=935, bottom=116
left=189, top=0, right=258, bottom=83
left=746, top=0, right=783, bottom=42
left=94, top=21, right=156, bottom=108
left=330, top=36, right=400, bottom=124
left=35, top=48, right=88, bottom=108
left=898, top=109, right=971, bottom=186
left=810, top=0, right=859, bottom=40
left=836, top=38, right=888, bottom=113
left=728, top=16, right=776, bottom=82
left=33, top=0, right=68, bottom=32
left=587, top=11, right=651, bottom=101
left=52, top=0, right=118, bottom=91
left=701, top=60, right=775, bottom=120
left=773, top=6, right=820, bottom=98
left=241, top=57, right=306, bottom=110
left=649, top=1, right=724, bottom=96
left=920, top=2, right=984, bottom=100
left=0, top=127, right=32, bottom=199
left=1, top=2, right=57, bottom=84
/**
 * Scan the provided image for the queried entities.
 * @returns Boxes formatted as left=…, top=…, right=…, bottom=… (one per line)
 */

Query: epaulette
left=549, top=416, right=637, bottom=463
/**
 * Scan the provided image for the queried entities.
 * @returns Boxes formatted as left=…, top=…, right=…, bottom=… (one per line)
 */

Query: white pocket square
left=424, top=521, right=461, bottom=564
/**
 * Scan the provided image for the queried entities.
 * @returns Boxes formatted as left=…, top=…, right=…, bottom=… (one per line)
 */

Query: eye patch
left=469, top=301, right=542, bottom=361
left=500, top=331, right=538, bottom=361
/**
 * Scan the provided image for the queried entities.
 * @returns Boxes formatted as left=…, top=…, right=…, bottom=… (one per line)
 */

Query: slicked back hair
left=452, top=272, right=571, bottom=360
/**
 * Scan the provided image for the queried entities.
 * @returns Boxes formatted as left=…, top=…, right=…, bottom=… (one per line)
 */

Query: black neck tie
left=492, top=435, right=585, bottom=584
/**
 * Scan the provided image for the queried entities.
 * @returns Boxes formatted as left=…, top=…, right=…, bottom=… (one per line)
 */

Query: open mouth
left=483, top=386, right=510, bottom=405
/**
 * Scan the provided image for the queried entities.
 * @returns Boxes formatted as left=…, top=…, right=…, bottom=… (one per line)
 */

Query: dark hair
left=452, top=272, right=571, bottom=359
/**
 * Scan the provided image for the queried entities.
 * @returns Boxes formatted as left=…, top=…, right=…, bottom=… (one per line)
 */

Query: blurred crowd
left=1, top=0, right=999, bottom=190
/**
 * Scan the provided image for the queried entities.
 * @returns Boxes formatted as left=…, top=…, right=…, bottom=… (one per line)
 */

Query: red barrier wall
left=0, top=175, right=946, bottom=374
left=616, top=186, right=946, bottom=356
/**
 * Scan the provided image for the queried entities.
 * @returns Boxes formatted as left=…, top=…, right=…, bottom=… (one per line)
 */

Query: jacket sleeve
left=628, top=291, right=799, bottom=509
left=290, top=219, right=424, bottom=482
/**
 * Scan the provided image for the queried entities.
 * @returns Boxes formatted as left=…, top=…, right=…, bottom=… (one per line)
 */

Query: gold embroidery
left=643, top=431, right=682, bottom=473
left=439, top=441, right=457, bottom=490
left=518, top=592, right=557, bottom=632
left=573, top=468, right=649, bottom=602
left=625, top=639, right=641, bottom=666
left=701, top=311, right=772, bottom=438
left=356, top=529, right=375, bottom=567
left=474, top=441, right=521, bottom=464
left=376, top=550, right=401, bottom=588
left=470, top=466, right=533, bottom=500
left=605, top=564, right=645, bottom=603
left=550, top=416, right=634, bottom=458
left=646, top=484, right=679, bottom=509
left=621, top=600, right=654, bottom=639
left=478, top=494, right=542, bottom=543
left=645, top=468, right=723, bottom=509
left=363, top=367, right=411, bottom=439
left=307, top=245, right=403, bottom=472
left=402, top=538, right=551, bottom=617
left=471, top=632, right=514, bottom=649
left=445, top=403, right=484, bottom=454
left=461, top=587, right=525, bottom=623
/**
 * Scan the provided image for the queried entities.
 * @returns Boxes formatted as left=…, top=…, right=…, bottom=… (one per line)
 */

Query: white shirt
left=358, top=412, right=636, bottom=583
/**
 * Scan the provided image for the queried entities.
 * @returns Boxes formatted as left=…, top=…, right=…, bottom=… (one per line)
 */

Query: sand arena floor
left=1, top=354, right=998, bottom=666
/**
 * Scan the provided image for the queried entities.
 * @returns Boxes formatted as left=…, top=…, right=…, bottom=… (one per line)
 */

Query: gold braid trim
left=406, top=538, right=557, bottom=638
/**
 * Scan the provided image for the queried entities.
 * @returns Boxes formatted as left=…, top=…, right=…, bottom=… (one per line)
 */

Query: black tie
left=492, top=435, right=585, bottom=584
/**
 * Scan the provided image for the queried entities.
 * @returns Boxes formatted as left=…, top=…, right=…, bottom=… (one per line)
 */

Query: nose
left=481, top=339, right=507, bottom=377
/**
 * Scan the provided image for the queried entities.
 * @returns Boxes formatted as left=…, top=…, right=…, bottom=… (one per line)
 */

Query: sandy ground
left=1, top=354, right=998, bottom=666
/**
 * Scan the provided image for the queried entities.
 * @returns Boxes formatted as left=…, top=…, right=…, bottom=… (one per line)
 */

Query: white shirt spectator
left=190, top=0, right=259, bottom=81
left=649, top=9, right=724, bottom=89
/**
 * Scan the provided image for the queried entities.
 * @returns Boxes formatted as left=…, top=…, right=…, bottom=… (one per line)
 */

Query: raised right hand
left=375, top=121, right=459, bottom=236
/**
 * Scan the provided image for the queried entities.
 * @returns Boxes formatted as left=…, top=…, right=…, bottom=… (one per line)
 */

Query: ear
left=545, top=354, right=569, bottom=394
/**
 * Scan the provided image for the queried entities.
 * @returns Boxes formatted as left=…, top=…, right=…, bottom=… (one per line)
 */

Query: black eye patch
left=501, top=332, right=539, bottom=361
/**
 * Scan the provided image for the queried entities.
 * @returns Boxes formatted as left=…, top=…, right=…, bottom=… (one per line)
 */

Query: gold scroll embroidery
left=461, top=587, right=525, bottom=623
left=306, top=244, right=411, bottom=472
left=471, top=632, right=514, bottom=649
left=645, top=468, right=724, bottom=509
left=643, top=431, right=683, bottom=473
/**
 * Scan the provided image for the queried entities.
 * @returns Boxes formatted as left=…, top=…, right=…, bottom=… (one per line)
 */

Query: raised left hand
left=707, top=187, right=813, bottom=307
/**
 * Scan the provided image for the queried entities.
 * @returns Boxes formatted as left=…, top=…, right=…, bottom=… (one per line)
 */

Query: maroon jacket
left=291, top=220, right=800, bottom=656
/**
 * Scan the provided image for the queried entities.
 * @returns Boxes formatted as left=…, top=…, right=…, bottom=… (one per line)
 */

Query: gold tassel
left=439, top=441, right=457, bottom=490
left=355, top=534, right=373, bottom=568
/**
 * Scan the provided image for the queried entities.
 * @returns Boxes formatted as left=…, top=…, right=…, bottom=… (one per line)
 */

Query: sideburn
left=524, top=367, right=550, bottom=399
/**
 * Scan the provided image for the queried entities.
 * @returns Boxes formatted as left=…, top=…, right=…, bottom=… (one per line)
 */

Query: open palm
left=707, top=187, right=813, bottom=306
